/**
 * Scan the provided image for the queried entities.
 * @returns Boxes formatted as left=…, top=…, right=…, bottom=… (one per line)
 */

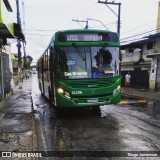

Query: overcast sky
left=10, top=0, right=159, bottom=64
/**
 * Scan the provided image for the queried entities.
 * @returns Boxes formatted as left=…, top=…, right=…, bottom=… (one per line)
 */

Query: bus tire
left=48, top=86, right=52, bottom=101
left=92, top=106, right=101, bottom=116
left=54, top=107, right=63, bottom=117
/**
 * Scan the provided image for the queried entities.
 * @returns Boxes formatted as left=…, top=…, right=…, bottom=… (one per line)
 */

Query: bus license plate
left=87, top=98, right=98, bottom=103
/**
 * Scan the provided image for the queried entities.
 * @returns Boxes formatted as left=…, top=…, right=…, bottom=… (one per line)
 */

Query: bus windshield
left=56, top=46, right=119, bottom=79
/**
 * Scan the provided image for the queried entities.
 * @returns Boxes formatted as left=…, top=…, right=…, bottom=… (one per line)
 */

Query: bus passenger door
left=49, top=47, right=55, bottom=102
left=41, top=58, right=45, bottom=94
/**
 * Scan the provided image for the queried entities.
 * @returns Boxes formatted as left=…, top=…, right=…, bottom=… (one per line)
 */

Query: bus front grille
left=73, top=95, right=111, bottom=104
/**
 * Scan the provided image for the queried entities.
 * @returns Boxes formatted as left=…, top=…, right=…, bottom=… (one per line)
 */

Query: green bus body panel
left=55, top=76, right=121, bottom=107
left=38, top=29, right=121, bottom=108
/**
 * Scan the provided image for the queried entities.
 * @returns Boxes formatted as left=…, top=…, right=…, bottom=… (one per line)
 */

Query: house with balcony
left=120, top=33, right=160, bottom=91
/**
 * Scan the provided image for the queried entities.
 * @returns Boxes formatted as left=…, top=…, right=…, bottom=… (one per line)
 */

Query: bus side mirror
left=119, top=50, right=122, bottom=61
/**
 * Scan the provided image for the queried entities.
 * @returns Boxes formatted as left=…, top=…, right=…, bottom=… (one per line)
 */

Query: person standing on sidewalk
left=124, top=72, right=131, bottom=91
left=21, top=73, right=24, bottom=83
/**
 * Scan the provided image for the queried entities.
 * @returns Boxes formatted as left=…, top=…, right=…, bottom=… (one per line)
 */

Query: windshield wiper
left=72, top=43, right=86, bottom=61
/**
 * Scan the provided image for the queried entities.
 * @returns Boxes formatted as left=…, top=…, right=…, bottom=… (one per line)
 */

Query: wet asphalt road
left=31, top=75, right=160, bottom=160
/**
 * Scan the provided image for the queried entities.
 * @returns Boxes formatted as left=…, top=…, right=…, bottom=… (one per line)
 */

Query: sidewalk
left=0, top=78, right=37, bottom=158
left=121, top=87, right=160, bottom=101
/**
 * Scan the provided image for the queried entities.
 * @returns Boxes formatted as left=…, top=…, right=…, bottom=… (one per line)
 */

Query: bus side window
left=49, top=46, right=55, bottom=70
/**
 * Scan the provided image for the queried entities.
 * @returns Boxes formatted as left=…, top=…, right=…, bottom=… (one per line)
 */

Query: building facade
left=0, top=0, right=25, bottom=100
left=0, top=44, right=12, bottom=100
left=121, top=33, right=160, bottom=91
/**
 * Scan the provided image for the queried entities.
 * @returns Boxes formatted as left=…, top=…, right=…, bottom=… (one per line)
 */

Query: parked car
left=32, top=68, right=37, bottom=74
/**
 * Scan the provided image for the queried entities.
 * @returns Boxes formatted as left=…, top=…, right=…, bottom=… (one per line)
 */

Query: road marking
left=119, top=99, right=147, bottom=104
left=137, top=99, right=147, bottom=103
left=119, top=100, right=129, bottom=104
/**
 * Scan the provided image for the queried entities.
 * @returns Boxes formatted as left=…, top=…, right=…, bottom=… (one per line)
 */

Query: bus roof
left=55, top=29, right=118, bottom=35
left=53, top=29, right=119, bottom=46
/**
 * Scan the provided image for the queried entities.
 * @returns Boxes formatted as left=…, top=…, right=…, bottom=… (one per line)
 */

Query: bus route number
left=71, top=91, right=82, bottom=95
left=67, top=35, right=78, bottom=41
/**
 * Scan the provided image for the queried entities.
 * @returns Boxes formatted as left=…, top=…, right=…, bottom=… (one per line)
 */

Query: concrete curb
left=122, top=92, right=160, bottom=102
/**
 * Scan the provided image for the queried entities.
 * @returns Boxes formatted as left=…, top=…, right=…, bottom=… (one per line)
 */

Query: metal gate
left=0, top=52, right=11, bottom=100
left=156, top=58, right=160, bottom=91
left=2, top=53, right=11, bottom=96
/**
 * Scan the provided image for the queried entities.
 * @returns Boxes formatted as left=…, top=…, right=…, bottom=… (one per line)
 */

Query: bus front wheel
left=48, top=86, right=52, bottom=102
left=92, top=106, right=101, bottom=116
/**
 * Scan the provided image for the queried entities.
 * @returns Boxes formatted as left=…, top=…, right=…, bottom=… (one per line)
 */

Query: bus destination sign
left=58, top=32, right=118, bottom=42
left=66, top=34, right=102, bottom=41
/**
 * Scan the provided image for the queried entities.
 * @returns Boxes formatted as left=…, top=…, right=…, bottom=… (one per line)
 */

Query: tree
left=23, top=55, right=33, bottom=69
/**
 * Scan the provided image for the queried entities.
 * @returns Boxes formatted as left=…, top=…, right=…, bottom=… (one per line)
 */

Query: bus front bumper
left=56, top=92, right=121, bottom=108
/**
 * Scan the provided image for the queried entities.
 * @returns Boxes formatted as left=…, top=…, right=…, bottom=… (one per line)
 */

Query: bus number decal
left=71, top=91, right=82, bottom=95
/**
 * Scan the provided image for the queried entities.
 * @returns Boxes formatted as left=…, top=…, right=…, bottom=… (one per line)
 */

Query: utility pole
left=98, top=0, right=121, bottom=37
left=16, top=0, right=22, bottom=88
left=22, top=0, right=26, bottom=69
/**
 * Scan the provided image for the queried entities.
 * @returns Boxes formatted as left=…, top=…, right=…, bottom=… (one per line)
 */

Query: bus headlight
left=57, top=88, right=71, bottom=99
left=57, top=88, right=64, bottom=94
left=113, top=85, right=121, bottom=96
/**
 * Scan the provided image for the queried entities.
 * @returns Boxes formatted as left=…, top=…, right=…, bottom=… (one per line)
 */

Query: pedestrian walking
left=27, top=72, right=30, bottom=79
left=124, top=72, right=131, bottom=91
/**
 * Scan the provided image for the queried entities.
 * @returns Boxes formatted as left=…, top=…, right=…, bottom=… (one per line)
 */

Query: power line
left=65, top=2, right=102, bottom=28
left=120, top=20, right=160, bottom=43
left=98, top=0, right=121, bottom=35
left=121, top=28, right=156, bottom=41
left=24, top=33, right=53, bottom=36
left=73, top=3, right=100, bottom=20
left=121, top=18, right=158, bottom=36
left=87, top=18, right=108, bottom=30
left=80, top=5, right=106, bottom=19
left=24, top=28, right=58, bottom=32
left=89, top=21, right=117, bottom=29
left=120, top=27, right=160, bottom=44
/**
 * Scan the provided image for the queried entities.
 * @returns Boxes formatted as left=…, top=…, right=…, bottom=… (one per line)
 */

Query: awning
left=146, top=53, right=160, bottom=58
left=0, top=23, right=25, bottom=42
left=0, top=24, right=14, bottom=38
left=0, top=0, right=14, bottom=38
left=0, top=0, right=25, bottom=42
left=121, top=66, right=134, bottom=71
left=14, top=23, right=25, bottom=42
left=121, top=64, right=150, bottom=71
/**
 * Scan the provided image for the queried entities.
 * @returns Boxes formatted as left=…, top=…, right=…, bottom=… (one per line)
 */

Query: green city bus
left=37, top=29, right=121, bottom=110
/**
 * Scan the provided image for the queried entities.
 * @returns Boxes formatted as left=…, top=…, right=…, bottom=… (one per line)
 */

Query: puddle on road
left=148, top=101, right=160, bottom=107
left=119, top=97, right=160, bottom=121
left=35, top=103, right=49, bottom=108
left=146, top=101, right=160, bottom=120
